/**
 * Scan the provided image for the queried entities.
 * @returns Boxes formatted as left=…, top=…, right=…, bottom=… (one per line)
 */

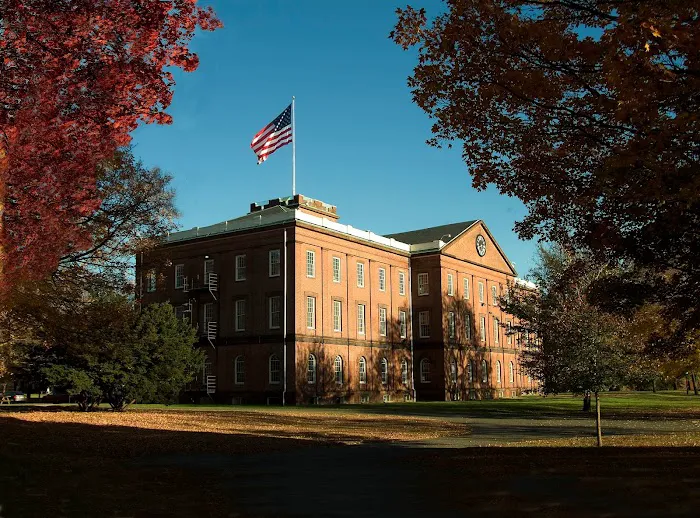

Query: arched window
left=400, top=359, right=408, bottom=385
left=359, top=357, right=367, bottom=384
left=307, top=354, right=316, bottom=384
left=380, top=358, right=388, bottom=385
left=509, top=361, right=514, bottom=384
left=481, top=360, right=488, bottom=384
left=420, top=358, right=431, bottom=383
left=334, top=356, right=343, bottom=384
left=235, top=356, right=245, bottom=385
left=269, top=354, right=281, bottom=384
left=467, top=360, right=473, bottom=383
left=496, top=360, right=502, bottom=384
left=450, top=358, right=457, bottom=384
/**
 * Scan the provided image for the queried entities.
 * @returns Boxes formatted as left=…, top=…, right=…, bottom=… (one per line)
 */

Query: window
left=174, top=264, right=184, bottom=289
left=401, top=359, right=408, bottom=385
left=235, top=255, right=246, bottom=281
left=463, top=277, right=470, bottom=299
left=359, top=357, right=367, bottom=384
left=203, top=302, right=214, bottom=329
left=494, top=317, right=500, bottom=344
left=269, top=250, right=280, bottom=277
left=398, top=271, right=406, bottom=296
left=175, top=305, right=185, bottom=321
left=357, top=304, right=366, bottom=335
left=448, top=312, right=455, bottom=338
left=306, top=250, right=315, bottom=278
left=478, top=282, right=485, bottom=303
left=307, top=355, right=317, bottom=384
left=450, top=358, right=457, bottom=384
left=203, top=358, right=213, bottom=384
left=269, top=296, right=281, bottom=329
left=306, top=296, right=316, bottom=329
left=235, top=356, right=245, bottom=385
left=420, top=358, right=431, bottom=383
left=418, top=273, right=429, bottom=296
left=481, top=360, right=488, bottom=383
left=380, top=358, right=388, bottom=385
left=399, top=310, right=407, bottom=339
left=467, top=360, right=474, bottom=383
left=332, top=256, right=341, bottom=283
left=378, top=267, right=386, bottom=292
left=379, top=307, right=387, bottom=336
left=204, top=259, right=214, bottom=283
left=333, top=300, right=342, bottom=332
left=146, top=270, right=156, bottom=292
left=334, top=356, right=343, bottom=384
left=447, top=273, right=454, bottom=296
left=465, top=313, right=472, bottom=340
left=491, top=285, right=498, bottom=306
left=419, top=311, right=430, bottom=338
left=496, top=360, right=502, bottom=384
left=509, top=361, right=514, bottom=384
left=235, top=300, right=246, bottom=331
left=269, top=355, right=281, bottom=384
left=507, top=321, right=513, bottom=345
left=356, top=262, right=365, bottom=288
left=480, top=316, right=486, bottom=342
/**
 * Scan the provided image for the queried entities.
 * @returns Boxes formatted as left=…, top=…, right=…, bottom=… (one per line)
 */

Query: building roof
left=384, top=221, right=478, bottom=245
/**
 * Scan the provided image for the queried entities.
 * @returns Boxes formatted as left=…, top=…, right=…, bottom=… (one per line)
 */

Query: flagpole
left=292, top=96, right=296, bottom=196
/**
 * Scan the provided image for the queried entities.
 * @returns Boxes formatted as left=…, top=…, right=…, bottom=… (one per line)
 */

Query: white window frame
left=356, top=262, right=365, bottom=288
left=509, top=361, right=514, bottom=384
left=203, top=302, right=214, bottom=329
left=269, top=354, right=281, bottom=384
left=468, top=360, right=473, bottom=383
left=450, top=358, right=457, bottom=384
left=333, top=299, right=342, bottom=332
left=174, top=264, right=184, bottom=289
left=306, top=250, right=315, bottom=278
left=401, top=359, right=408, bottom=385
left=204, top=259, right=214, bottom=284
left=269, top=249, right=280, bottom=277
left=379, top=306, right=387, bottom=336
left=419, top=311, right=430, bottom=338
left=448, top=312, right=455, bottom=338
left=478, top=281, right=485, bottom=303
left=494, top=317, right=500, bottom=344
left=235, top=356, right=245, bottom=385
left=398, top=271, right=406, bottom=296
left=420, top=358, right=431, bottom=383
left=380, top=358, right=388, bottom=385
left=447, top=273, right=454, bottom=296
left=307, top=354, right=317, bottom=384
left=417, top=273, right=429, bottom=296
left=463, top=277, right=470, bottom=300
left=465, top=313, right=471, bottom=340
left=359, top=357, right=367, bottom=384
left=507, top=321, right=513, bottom=345
left=235, top=300, right=246, bottom=332
left=378, top=267, right=386, bottom=292
left=235, top=255, right=246, bottom=281
left=496, top=360, right=502, bottom=384
left=480, top=316, right=486, bottom=342
left=306, top=296, right=316, bottom=329
left=332, top=256, right=341, bottom=283
left=399, top=310, right=407, bottom=339
left=482, top=360, right=488, bottom=384
left=334, top=356, right=343, bottom=385
left=269, top=296, right=281, bottom=329
left=491, top=285, right=498, bottom=306
left=357, top=304, right=366, bottom=335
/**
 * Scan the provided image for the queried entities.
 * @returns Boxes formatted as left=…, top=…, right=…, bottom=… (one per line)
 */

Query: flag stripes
left=251, top=104, right=293, bottom=164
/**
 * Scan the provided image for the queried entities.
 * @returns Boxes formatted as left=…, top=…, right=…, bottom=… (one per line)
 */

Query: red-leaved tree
left=0, top=0, right=221, bottom=289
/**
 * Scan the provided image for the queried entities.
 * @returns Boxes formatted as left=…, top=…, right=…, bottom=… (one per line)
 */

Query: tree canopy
left=0, top=0, right=221, bottom=289
left=392, top=1, right=700, bottom=343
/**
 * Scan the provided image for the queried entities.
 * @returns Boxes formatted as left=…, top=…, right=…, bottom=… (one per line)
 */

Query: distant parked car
left=2, top=391, right=27, bottom=403
left=42, top=391, right=71, bottom=404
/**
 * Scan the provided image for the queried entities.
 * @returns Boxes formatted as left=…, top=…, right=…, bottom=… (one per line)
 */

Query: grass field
left=1, top=391, right=699, bottom=517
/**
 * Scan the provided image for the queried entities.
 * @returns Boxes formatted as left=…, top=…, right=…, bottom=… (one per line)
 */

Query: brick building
left=137, top=194, right=536, bottom=404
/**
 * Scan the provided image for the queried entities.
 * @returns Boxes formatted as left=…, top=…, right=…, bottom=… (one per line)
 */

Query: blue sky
left=131, top=0, right=539, bottom=277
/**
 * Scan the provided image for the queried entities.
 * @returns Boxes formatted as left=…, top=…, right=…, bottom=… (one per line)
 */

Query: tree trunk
left=691, top=373, right=699, bottom=396
left=595, top=391, right=602, bottom=447
left=582, top=392, right=591, bottom=412
left=651, top=378, right=656, bottom=393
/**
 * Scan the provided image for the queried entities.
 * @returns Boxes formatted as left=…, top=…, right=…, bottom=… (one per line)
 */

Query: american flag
left=251, top=104, right=293, bottom=164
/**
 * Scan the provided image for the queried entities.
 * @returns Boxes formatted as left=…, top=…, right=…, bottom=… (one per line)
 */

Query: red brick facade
left=138, top=195, right=536, bottom=404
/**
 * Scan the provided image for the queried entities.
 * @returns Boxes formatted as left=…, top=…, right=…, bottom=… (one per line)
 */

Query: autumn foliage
left=0, top=0, right=221, bottom=288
